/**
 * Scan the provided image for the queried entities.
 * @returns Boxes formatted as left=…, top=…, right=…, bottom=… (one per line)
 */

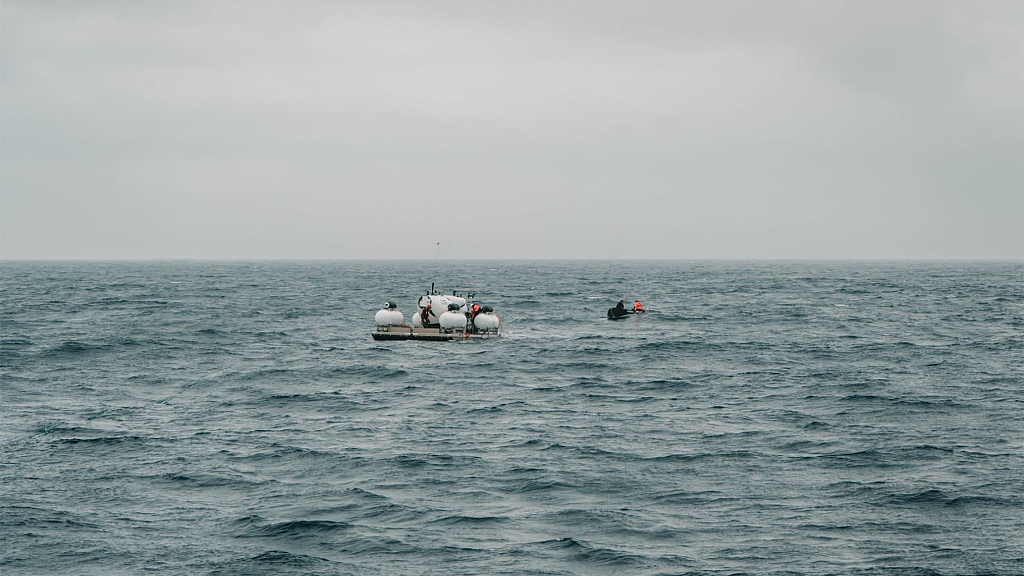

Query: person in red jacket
left=633, top=300, right=644, bottom=312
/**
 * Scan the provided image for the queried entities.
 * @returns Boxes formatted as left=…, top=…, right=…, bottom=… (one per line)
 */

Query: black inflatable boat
left=607, top=307, right=644, bottom=320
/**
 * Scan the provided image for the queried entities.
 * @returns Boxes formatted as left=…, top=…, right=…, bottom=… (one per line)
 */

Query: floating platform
left=371, top=326, right=499, bottom=341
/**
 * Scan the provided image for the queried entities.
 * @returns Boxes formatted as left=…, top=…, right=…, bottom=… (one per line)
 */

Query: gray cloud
left=2, top=0, right=1021, bottom=259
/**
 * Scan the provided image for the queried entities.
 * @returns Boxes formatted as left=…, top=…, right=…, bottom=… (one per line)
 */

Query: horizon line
left=2, top=257, right=1021, bottom=263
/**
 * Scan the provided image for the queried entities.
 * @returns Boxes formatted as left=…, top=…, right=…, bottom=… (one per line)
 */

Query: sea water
left=1, top=260, right=1022, bottom=575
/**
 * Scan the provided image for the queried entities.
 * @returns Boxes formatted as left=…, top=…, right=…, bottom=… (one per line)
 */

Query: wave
left=80, top=297, right=171, bottom=308
left=233, top=528, right=418, bottom=555
left=216, top=549, right=334, bottom=571
left=228, top=444, right=345, bottom=463
left=0, top=505, right=102, bottom=530
left=322, top=366, right=409, bottom=378
left=235, top=368, right=307, bottom=382
left=506, top=477, right=579, bottom=493
left=247, top=550, right=327, bottom=565
left=255, top=393, right=372, bottom=412
left=778, top=439, right=841, bottom=452
left=56, top=434, right=148, bottom=446
left=31, top=336, right=172, bottom=359
left=648, top=488, right=728, bottom=504
left=644, top=450, right=760, bottom=463
left=816, top=449, right=903, bottom=468
left=350, top=502, right=426, bottom=524
left=531, top=537, right=648, bottom=566
left=580, top=392, right=656, bottom=403
left=635, top=340, right=710, bottom=352
left=568, top=377, right=612, bottom=388
left=147, top=472, right=274, bottom=489
left=540, top=443, right=626, bottom=459
left=838, top=394, right=960, bottom=409
left=244, top=519, right=352, bottom=538
left=627, top=378, right=695, bottom=389
left=38, top=340, right=111, bottom=358
left=346, top=487, right=387, bottom=500
left=30, top=422, right=104, bottom=437
left=426, top=513, right=510, bottom=526
left=886, top=489, right=1017, bottom=508
left=383, top=453, right=483, bottom=469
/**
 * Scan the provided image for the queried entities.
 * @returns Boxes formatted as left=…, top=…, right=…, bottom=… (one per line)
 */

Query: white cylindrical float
left=375, top=308, right=405, bottom=326
left=439, top=310, right=467, bottom=330
left=473, top=313, right=501, bottom=331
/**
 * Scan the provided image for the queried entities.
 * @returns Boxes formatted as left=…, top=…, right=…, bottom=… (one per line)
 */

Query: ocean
left=1, top=260, right=1022, bottom=575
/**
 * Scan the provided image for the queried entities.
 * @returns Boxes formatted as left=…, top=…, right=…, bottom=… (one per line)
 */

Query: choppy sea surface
left=1, top=260, right=1022, bottom=576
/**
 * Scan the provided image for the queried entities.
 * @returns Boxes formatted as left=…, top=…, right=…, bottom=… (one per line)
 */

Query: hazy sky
left=2, top=1, right=1021, bottom=259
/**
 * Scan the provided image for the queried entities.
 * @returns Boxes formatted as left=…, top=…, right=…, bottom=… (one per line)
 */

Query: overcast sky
left=2, top=1, right=1021, bottom=260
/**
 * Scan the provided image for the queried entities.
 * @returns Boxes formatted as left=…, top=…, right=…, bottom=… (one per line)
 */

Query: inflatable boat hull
left=607, top=308, right=645, bottom=320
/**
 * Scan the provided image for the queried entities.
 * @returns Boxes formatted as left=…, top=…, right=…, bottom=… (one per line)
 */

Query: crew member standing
left=469, top=303, right=481, bottom=333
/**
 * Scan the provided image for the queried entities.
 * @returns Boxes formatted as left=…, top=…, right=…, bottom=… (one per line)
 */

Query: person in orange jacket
left=468, top=303, right=481, bottom=333
left=633, top=300, right=644, bottom=312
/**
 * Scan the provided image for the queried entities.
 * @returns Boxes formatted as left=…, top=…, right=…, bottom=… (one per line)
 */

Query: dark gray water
left=2, top=260, right=1022, bottom=575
